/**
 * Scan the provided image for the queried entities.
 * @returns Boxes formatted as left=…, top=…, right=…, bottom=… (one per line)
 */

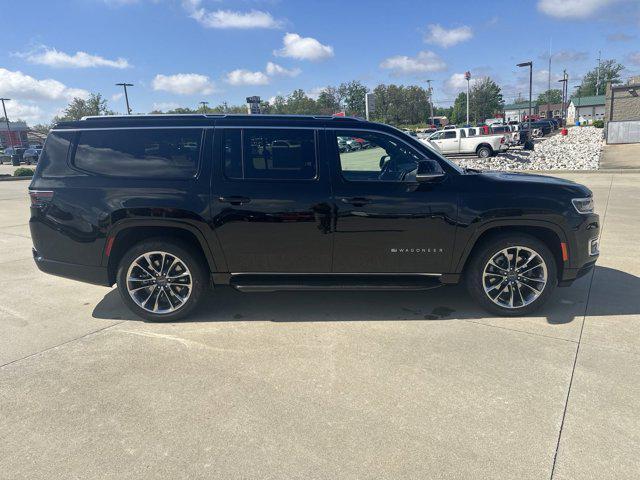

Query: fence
left=607, top=121, right=640, bottom=144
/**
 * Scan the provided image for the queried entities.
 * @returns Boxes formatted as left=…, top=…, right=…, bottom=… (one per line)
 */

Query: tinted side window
left=443, top=131, right=456, bottom=139
left=38, top=131, right=74, bottom=178
left=73, top=128, right=202, bottom=178
left=223, top=128, right=316, bottom=180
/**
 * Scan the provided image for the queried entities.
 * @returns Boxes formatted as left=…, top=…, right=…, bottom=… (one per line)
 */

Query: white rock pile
left=454, top=126, right=603, bottom=171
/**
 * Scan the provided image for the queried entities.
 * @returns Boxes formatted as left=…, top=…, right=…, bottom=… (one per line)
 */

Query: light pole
left=574, top=85, right=582, bottom=125
left=517, top=61, right=533, bottom=135
left=199, top=101, right=209, bottom=113
left=558, top=70, right=568, bottom=126
left=464, top=71, right=471, bottom=125
left=0, top=98, right=12, bottom=147
left=115, top=83, right=134, bottom=114
left=425, top=79, right=434, bottom=126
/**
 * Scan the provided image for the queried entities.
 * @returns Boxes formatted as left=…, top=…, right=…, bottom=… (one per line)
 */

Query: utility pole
left=558, top=70, right=568, bottom=126
left=115, top=83, right=134, bottom=114
left=464, top=71, right=471, bottom=125
left=199, top=101, right=209, bottom=113
left=547, top=39, right=552, bottom=120
left=425, top=79, right=434, bottom=126
left=595, top=50, right=602, bottom=95
left=517, top=61, right=533, bottom=148
left=0, top=98, right=12, bottom=147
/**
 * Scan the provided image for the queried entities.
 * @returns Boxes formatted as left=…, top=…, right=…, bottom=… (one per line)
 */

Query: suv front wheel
left=116, top=239, right=207, bottom=322
left=465, top=234, right=557, bottom=316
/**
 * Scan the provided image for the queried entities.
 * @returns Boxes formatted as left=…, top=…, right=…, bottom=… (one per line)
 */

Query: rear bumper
left=33, top=248, right=111, bottom=286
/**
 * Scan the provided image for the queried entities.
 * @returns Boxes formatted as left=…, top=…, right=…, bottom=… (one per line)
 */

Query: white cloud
left=226, top=69, right=270, bottom=86
left=424, top=24, right=473, bottom=48
left=274, top=33, right=334, bottom=61
left=152, top=102, right=181, bottom=111
left=305, top=87, right=325, bottom=100
left=20, top=46, right=130, bottom=69
left=1, top=100, right=44, bottom=123
left=265, top=62, right=301, bottom=77
left=185, top=0, right=282, bottom=29
left=151, top=73, right=215, bottom=95
left=111, top=92, right=124, bottom=101
left=443, top=72, right=480, bottom=94
left=537, top=0, right=616, bottom=19
left=380, top=51, right=446, bottom=76
left=552, top=50, right=588, bottom=62
left=0, top=68, right=89, bottom=101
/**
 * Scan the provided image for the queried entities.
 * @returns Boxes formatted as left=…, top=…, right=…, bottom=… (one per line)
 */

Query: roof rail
left=80, top=113, right=367, bottom=121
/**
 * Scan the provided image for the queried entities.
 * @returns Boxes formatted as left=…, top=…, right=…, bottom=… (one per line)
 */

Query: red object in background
left=333, top=111, right=346, bottom=117
left=561, top=128, right=568, bottom=136
left=482, top=125, right=489, bottom=134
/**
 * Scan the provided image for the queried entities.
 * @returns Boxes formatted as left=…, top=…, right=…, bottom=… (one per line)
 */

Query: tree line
left=29, top=58, right=625, bottom=132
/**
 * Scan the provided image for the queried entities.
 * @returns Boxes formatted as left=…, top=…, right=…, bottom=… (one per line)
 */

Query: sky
left=1, top=0, right=640, bottom=124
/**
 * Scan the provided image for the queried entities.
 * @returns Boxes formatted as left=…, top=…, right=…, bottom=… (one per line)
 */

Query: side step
left=229, top=274, right=443, bottom=293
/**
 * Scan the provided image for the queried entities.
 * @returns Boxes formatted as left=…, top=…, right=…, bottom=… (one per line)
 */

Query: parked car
left=29, top=114, right=599, bottom=321
left=489, top=124, right=518, bottom=146
left=0, top=147, right=26, bottom=165
left=23, top=147, right=42, bottom=164
left=425, top=128, right=508, bottom=158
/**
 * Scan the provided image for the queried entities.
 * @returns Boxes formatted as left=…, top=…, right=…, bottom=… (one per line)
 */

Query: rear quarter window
left=72, top=128, right=203, bottom=178
left=37, top=131, right=74, bottom=178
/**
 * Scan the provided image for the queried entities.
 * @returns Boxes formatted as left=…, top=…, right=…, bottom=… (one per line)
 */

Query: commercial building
left=0, top=120, right=29, bottom=147
left=604, top=76, right=640, bottom=144
left=567, top=95, right=605, bottom=125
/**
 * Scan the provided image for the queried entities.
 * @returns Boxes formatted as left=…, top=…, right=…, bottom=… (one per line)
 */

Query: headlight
left=572, top=197, right=594, bottom=214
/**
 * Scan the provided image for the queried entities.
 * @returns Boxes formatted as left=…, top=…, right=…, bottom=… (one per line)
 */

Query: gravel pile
left=453, top=126, right=603, bottom=171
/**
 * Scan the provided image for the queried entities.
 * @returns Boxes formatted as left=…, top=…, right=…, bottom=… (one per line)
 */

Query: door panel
left=329, top=130, right=457, bottom=274
left=211, top=128, right=333, bottom=273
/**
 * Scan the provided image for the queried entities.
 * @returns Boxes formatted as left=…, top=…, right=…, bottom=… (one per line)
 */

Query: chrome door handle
left=341, top=197, right=371, bottom=207
left=218, top=196, right=251, bottom=206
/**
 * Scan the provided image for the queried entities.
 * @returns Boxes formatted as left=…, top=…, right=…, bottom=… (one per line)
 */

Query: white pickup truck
left=423, top=128, right=508, bottom=158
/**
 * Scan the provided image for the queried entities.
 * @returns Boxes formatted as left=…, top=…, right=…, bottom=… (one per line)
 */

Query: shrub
left=13, top=167, right=35, bottom=177
left=592, top=120, right=604, bottom=128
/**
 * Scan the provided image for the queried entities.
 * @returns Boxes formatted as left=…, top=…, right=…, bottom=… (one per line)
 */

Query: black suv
left=29, top=114, right=599, bottom=321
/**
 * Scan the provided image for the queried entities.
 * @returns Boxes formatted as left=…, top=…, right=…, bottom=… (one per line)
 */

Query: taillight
left=29, top=190, right=54, bottom=207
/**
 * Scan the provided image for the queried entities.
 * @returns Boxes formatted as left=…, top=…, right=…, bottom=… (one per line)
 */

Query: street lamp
left=115, top=83, right=134, bottom=114
left=0, top=98, right=12, bottom=147
left=199, top=101, right=209, bottom=113
left=557, top=70, right=568, bottom=126
left=464, top=71, right=471, bottom=125
left=517, top=61, right=533, bottom=145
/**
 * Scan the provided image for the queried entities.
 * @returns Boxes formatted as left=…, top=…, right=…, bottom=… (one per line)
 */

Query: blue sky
left=1, top=0, right=640, bottom=124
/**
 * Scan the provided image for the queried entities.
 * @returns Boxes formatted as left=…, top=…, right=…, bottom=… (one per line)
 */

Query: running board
left=229, top=274, right=443, bottom=293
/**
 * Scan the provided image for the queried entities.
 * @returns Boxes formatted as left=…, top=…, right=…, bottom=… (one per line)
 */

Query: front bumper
left=558, top=212, right=600, bottom=286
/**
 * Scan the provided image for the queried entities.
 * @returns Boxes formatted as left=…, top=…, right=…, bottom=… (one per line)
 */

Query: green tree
left=579, top=59, right=625, bottom=96
left=30, top=123, right=53, bottom=134
left=450, top=92, right=467, bottom=125
left=57, top=93, right=114, bottom=121
left=338, top=80, right=368, bottom=117
left=469, top=77, right=503, bottom=124
left=316, top=86, right=342, bottom=115
left=536, top=89, right=563, bottom=105
left=285, top=89, right=318, bottom=114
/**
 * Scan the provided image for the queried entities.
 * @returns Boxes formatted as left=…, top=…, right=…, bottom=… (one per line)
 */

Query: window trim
left=68, top=128, right=205, bottom=180
left=330, top=128, right=437, bottom=184
left=220, top=127, right=320, bottom=183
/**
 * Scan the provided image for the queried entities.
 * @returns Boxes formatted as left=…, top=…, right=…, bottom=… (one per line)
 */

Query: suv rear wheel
left=116, top=239, right=207, bottom=322
left=465, top=234, right=557, bottom=316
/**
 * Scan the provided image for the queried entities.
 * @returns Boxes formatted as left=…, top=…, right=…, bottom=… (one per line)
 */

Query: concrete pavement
left=1, top=173, right=639, bottom=479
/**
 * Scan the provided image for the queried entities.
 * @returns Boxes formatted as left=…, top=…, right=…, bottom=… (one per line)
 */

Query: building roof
left=570, top=95, right=605, bottom=107
left=503, top=102, right=532, bottom=110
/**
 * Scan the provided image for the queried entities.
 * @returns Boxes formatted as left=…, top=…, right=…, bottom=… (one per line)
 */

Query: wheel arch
left=104, top=220, right=219, bottom=286
left=456, top=221, right=567, bottom=281
left=476, top=143, right=494, bottom=154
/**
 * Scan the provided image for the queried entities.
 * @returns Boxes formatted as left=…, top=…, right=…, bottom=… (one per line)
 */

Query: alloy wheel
left=126, top=251, right=192, bottom=314
left=482, top=246, right=548, bottom=309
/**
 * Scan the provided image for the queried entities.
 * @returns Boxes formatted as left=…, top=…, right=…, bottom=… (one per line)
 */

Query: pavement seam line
left=463, top=319, right=578, bottom=344
left=0, top=321, right=125, bottom=370
left=549, top=173, right=615, bottom=480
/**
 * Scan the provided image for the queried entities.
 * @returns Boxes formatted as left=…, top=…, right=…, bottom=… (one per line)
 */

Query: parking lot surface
left=1, top=173, right=639, bottom=479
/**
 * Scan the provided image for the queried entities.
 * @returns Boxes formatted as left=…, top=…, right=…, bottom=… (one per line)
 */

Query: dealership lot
left=1, top=172, right=639, bottom=479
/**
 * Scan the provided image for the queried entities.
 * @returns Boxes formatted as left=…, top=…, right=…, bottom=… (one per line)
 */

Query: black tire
left=477, top=146, right=492, bottom=159
left=116, top=238, right=208, bottom=322
left=465, top=233, right=557, bottom=316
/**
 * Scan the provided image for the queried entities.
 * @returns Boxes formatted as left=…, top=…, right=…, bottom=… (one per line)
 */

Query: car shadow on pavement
left=92, top=266, right=640, bottom=324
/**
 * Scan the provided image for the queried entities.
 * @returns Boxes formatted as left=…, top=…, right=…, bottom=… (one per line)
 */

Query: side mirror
left=416, top=159, right=445, bottom=182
